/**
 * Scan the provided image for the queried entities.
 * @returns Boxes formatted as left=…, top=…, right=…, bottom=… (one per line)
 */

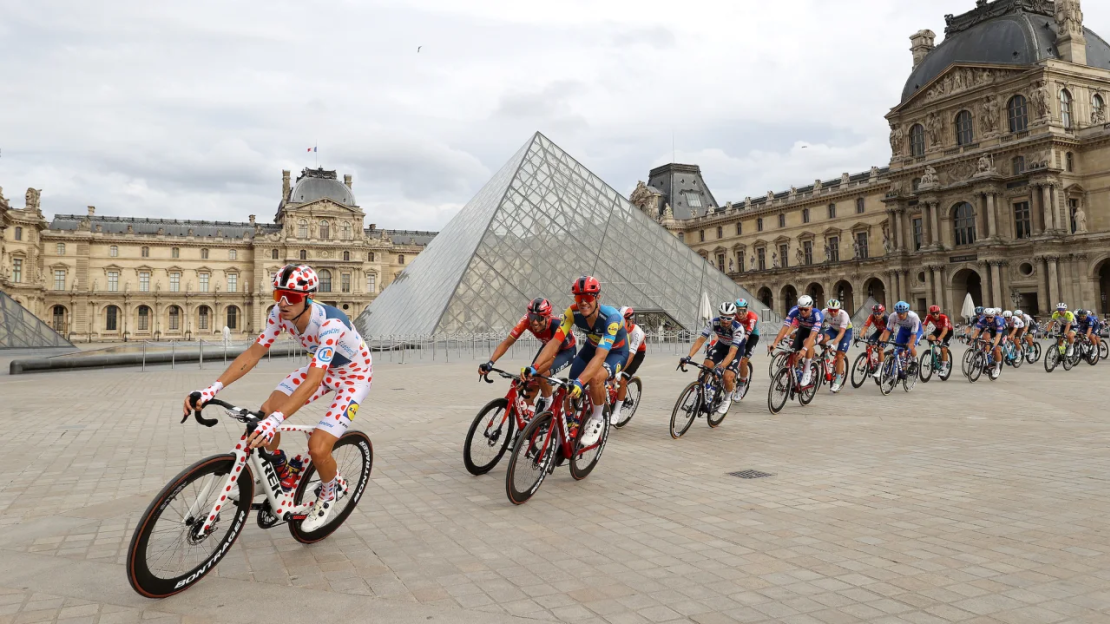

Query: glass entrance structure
left=356, top=132, right=767, bottom=336
left=0, top=291, right=75, bottom=349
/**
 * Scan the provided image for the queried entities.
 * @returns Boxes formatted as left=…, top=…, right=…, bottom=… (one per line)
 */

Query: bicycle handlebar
left=677, top=359, right=724, bottom=376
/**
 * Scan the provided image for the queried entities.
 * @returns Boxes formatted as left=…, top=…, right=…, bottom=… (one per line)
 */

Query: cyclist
left=1046, top=303, right=1076, bottom=357
left=183, top=264, right=372, bottom=532
left=875, top=301, right=923, bottom=379
left=733, top=298, right=760, bottom=396
left=1076, top=309, right=1102, bottom=352
left=860, top=304, right=888, bottom=345
left=1015, top=309, right=1036, bottom=350
left=528, top=275, right=627, bottom=447
left=923, top=305, right=953, bottom=374
left=1003, top=310, right=1024, bottom=362
left=480, top=297, right=576, bottom=414
left=817, top=298, right=851, bottom=393
left=682, top=302, right=745, bottom=415
left=614, top=306, right=646, bottom=422
left=768, top=295, right=823, bottom=386
left=969, top=307, right=1005, bottom=379
left=963, top=306, right=985, bottom=342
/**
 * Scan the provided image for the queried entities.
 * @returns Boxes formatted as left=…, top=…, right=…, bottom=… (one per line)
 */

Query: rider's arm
left=533, top=311, right=573, bottom=372
left=488, top=335, right=517, bottom=365
left=216, top=343, right=268, bottom=387
left=687, top=335, right=707, bottom=359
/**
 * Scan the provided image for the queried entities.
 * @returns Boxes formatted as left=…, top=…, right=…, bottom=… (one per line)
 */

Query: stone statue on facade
left=1030, top=81, right=1051, bottom=121
left=889, top=123, right=905, bottom=154
left=750, top=255, right=755, bottom=271
left=1093, top=98, right=1107, bottom=125
left=789, top=186, right=797, bottom=200
left=889, top=181, right=904, bottom=196
left=25, top=188, right=40, bottom=211
left=851, top=240, right=860, bottom=260
left=921, top=165, right=939, bottom=186
left=1056, top=0, right=1084, bottom=37
left=629, top=181, right=660, bottom=216
left=0, top=186, right=6, bottom=204
left=870, top=166, right=880, bottom=181
left=976, top=154, right=996, bottom=174
left=926, top=113, right=942, bottom=145
left=823, top=241, right=831, bottom=262
left=813, top=179, right=823, bottom=192
left=841, top=172, right=851, bottom=187
left=729, top=258, right=734, bottom=272
left=744, top=197, right=752, bottom=209
left=766, top=191, right=775, bottom=202
left=796, top=247, right=804, bottom=265
left=981, top=94, right=999, bottom=134
left=662, top=202, right=673, bottom=219
left=724, top=201, right=733, bottom=213
left=771, top=252, right=780, bottom=269
left=882, top=225, right=893, bottom=253
left=1075, top=205, right=1088, bottom=232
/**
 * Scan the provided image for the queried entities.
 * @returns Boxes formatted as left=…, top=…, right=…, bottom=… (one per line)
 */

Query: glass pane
left=0, top=291, right=74, bottom=349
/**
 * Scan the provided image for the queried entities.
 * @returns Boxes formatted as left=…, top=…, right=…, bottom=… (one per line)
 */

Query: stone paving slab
left=2, top=343, right=1110, bottom=623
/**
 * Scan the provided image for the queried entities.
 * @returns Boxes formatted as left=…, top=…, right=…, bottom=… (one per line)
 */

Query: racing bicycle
left=878, top=341, right=918, bottom=394
left=767, top=347, right=820, bottom=414
left=670, top=360, right=730, bottom=438
left=464, top=367, right=538, bottom=475
left=918, top=337, right=953, bottom=382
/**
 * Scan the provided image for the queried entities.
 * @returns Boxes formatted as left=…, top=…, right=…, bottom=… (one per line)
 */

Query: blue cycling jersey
left=556, top=303, right=627, bottom=351
left=700, top=317, right=747, bottom=347
left=783, top=307, right=824, bottom=330
left=975, top=316, right=1006, bottom=332
left=1078, top=317, right=1101, bottom=333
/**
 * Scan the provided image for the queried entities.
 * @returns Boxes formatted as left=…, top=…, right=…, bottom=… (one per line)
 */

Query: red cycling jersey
left=862, top=314, right=888, bottom=332
left=736, top=310, right=760, bottom=334
left=925, top=313, right=952, bottom=331
left=508, top=315, right=576, bottom=351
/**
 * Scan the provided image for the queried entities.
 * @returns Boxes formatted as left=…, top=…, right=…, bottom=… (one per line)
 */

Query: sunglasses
left=273, top=289, right=307, bottom=305
left=527, top=313, right=547, bottom=323
left=574, top=295, right=597, bottom=305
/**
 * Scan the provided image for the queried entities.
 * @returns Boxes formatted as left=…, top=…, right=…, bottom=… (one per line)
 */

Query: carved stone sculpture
left=889, top=123, right=905, bottom=154
left=788, top=186, right=797, bottom=200
left=795, top=247, right=804, bottom=265
left=750, top=255, right=756, bottom=270
left=814, top=179, right=823, bottom=191
left=766, top=191, right=775, bottom=202
left=0, top=186, right=5, bottom=204
left=852, top=240, right=861, bottom=259
left=629, top=181, right=654, bottom=213
left=921, top=165, right=939, bottom=186
left=729, top=258, right=734, bottom=272
left=889, top=181, right=904, bottom=196
left=745, top=197, right=752, bottom=209
left=824, top=241, right=831, bottom=262
left=981, top=94, right=999, bottom=134
left=25, top=188, right=40, bottom=210
left=1093, top=101, right=1106, bottom=125
left=1030, top=81, right=1051, bottom=120
left=771, top=252, right=780, bottom=269
left=976, top=154, right=995, bottom=174
left=1056, top=0, right=1084, bottom=37
left=1075, top=205, right=1088, bottom=232
left=882, top=225, right=893, bottom=253
left=870, top=166, right=879, bottom=180
left=662, top=203, right=673, bottom=219
left=725, top=201, right=733, bottom=213
left=841, top=172, right=851, bottom=187
left=926, top=113, right=942, bottom=145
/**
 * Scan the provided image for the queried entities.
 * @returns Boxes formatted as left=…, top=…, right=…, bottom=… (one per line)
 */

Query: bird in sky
left=417, top=46, right=422, bottom=53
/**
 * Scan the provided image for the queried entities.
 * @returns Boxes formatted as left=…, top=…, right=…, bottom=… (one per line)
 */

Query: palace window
left=757, top=247, right=766, bottom=271
left=367, top=274, right=377, bottom=293
left=802, top=208, right=810, bottom=224
left=299, top=249, right=307, bottom=260
left=699, top=229, right=705, bottom=242
left=955, top=110, right=974, bottom=145
left=343, top=250, right=350, bottom=261
left=298, top=220, right=308, bottom=238
left=757, top=218, right=763, bottom=232
left=856, top=198, right=865, bottom=214
left=716, top=226, right=722, bottom=239
left=779, top=244, right=789, bottom=268
left=170, top=271, right=180, bottom=292
left=341, top=222, right=352, bottom=240
left=108, top=270, right=119, bottom=292
left=53, top=306, right=66, bottom=333
left=953, top=202, right=976, bottom=246
left=54, top=269, right=65, bottom=291
left=13, top=258, right=22, bottom=283
left=368, top=251, right=375, bottom=262
left=1066, top=152, right=1074, bottom=172
left=319, top=269, right=332, bottom=293
left=715, top=253, right=725, bottom=272
left=910, top=124, right=925, bottom=157
left=271, top=249, right=279, bottom=260
left=913, top=178, right=921, bottom=191
left=778, top=214, right=785, bottom=228
left=172, top=247, right=180, bottom=259
left=198, top=306, right=210, bottom=330
left=141, top=246, right=149, bottom=258
left=803, top=240, right=813, bottom=265
left=228, top=274, right=237, bottom=293
left=319, top=220, right=330, bottom=239
left=227, top=306, right=239, bottom=330
left=737, top=253, right=745, bottom=272
left=139, top=271, right=150, bottom=292
left=1012, top=156, right=1025, bottom=175
left=828, top=237, right=840, bottom=262
left=56, top=243, right=65, bottom=255
left=398, top=254, right=405, bottom=264
left=110, top=245, right=119, bottom=257
left=827, top=203, right=836, bottom=219
left=686, top=193, right=703, bottom=209
left=138, top=306, right=150, bottom=331
left=14, top=227, right=22, bottom=241
left=1008, top=95, right=1028, bottom=133
left=1060, top=89, right=1073, bottom=129
left=855, top=232, right=869, bottom=259
left=169, top=306, right=180, bottom=331
left=229, top=249, right=237, bottom=260
left=106, top=306, right=119, bottom=331
left=736, top=223, right=742, bottom=235
left=201, top=248, right=209, bottom=259
left=199, top=273, right=209, bottom=292
left=912, top=218, right=923, bottom=251
left=1014, top=201, right=1031, bottom=239
left=341, top=272, right=351, bottom=293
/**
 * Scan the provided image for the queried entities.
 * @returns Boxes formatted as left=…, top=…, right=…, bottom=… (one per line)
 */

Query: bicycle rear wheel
left=669, top=382, right=700, bottom=439
left=1010, top=345, right=1024, bottom=368
left=850, top=352, right=870, bottom=388
left=767, top=367, right=791, bottom=414
left=919, top=350, right=934, bottom=382
left=289, top=431, right=374, bottom=543
left=1026, top=341, right=1042, bottom=363
left=505, top=412, right=557, bottom=505
left=1085, top=344, right=1100, bottom=366
left=1100, top=341, right=1109, bottom=360
left=1063, top=346, right=1076, bottom=370
left=126, top=454, right=254, bottom=598
left=878, top=360, right=898, bottom=395
left=463, top=398, right=513, bottom=475
left=968, top=352, right=985, bottom=382
left=938, top=354, right=953, bottom=381
left=613, top=377, right=641, bottom=429
left=570, top=406, right=609, bottom=480
left=732, top=361, right=753, bottom=401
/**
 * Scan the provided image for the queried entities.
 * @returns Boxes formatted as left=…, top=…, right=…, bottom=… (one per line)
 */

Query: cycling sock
left=591, top=404, right=605, bottom=421
left=320, top=478, right=336, bottom=500
left=803, top=359, right=812, bottom=374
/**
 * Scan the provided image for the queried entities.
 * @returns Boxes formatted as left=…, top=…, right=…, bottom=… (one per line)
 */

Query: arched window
left=1008, top=95, right=1028, bottom=132
left=1060, top=89, right=1073, bottom=129
left=271, top=249, right=279, bottom=260
left=319, top=220, right=330, bottom=240
left=912, top=177, right=922, bottom=191
left=955, top=110, right=974, bottom=145
left=198, top=305, right=211, bottom=330
left=229, top=249, right=237, bottom=260
left=319, top=269, right=332, bottom=292
left=226, top=306, right=239, bottom=330
left=398, top=254, right=405, bottom=264
left=366, top=273, right=377, bottom=293
left=137, top=305, right=151, bottom=331
left=716, top=226, right=722, bottom=239
left=299, top=249, right=307, bottom=260
left=297, top=220, right=308, bottom=238
left=1066, top=152, right=1074, bottom=172
left=168, top=306, right=181, bottom=331
left=827, top=203, right=837, bottom=219
left=802, top=208, right=810, bottom=224
left=172, top=247, right=180, bottom=259
left=368, top=251, right=375, bottom=262
left=52, top=305, right=66, bottom=333
left=953, top=202, right=976, bottom=246
left=1094, top=94, right=1105, bottom=122
left=910, top=124, right=926, bottom=157
left=1012, top=156, right=1025, bottom=175
left=201, top=248, right=209, bottom=260
left=341, top=223, right=352, bottom=240
left=106, top=305, right=120, bottom=331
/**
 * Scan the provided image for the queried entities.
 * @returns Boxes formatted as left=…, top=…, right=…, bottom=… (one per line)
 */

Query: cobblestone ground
left=2, top=342, right=1110, bottom=623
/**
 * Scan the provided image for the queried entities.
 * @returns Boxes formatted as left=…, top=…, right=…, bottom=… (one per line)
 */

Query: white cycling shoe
left=578, top=413, right=605, bottom=446
left=301, top=476, right=348, bottom=532
left=717, top=397, right=732, bottom=414
left=609, top=407, right=622, bottom=425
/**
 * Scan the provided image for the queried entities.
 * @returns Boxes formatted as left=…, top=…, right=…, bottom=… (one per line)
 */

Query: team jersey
left=924, top=313, right=952, bottom=331
left=1007, top=316, right=1025, bottom=330
left=1022, top=314, right=1035, bottom=328
left=887, top=311, right=923, bottom=333
left=1077, top=316, right=1101, bottom=333
left=556, top=304, right=627, bottom=351
left=975, top=315, right=1006, bottom=333
left=701, top=317, right=746, bottom=347
left=1051, top=311, right=1076, bottom=325
left=626, top=323, right=647, bottom=353
left=823, top=309, right=852, bottom=331
left=508, top=315, right=576, bottom=351
left=256, top=302, right=366, bottom=370
left=736, top=310, right=760, bottom=336
left=784, top=306, right=824, bottom=330
left=863, top=314, right=889, bottom=333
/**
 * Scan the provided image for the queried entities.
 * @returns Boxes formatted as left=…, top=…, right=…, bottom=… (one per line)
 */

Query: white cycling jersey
left=1008, top=316, right=1025, bottom=330
left=823, top=309, right=852, bottom=331
left=626, top=323, right=646, bottom=353
left=886, top=311, right=923, bottom=333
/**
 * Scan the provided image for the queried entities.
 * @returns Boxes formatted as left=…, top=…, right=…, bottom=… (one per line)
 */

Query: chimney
left=249, top=214, right=256, bottom=225
left=1055, top=0, right=1087, bottom=65
left=909, top=29, right=936, bottom=69
left=369, top=223, right=376, bottom=230
left=281, top=170, right=291, bottom=201
left=343, top=174, right=352, bottom=189
left=87, top=205, right=95, bottom=216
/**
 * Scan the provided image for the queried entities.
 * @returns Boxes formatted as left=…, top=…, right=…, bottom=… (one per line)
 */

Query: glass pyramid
left=356, top=132, right=769, bottom=336
left=0, top=291, right=75, bottom=349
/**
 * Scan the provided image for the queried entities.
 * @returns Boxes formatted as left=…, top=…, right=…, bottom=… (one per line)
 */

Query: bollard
left=171, top=341, right=176, bottom=369
left=199, top=340, right=204, bottom=369
left=223, top=342, right=227, bottom=364
left=401, top=337, right=406, bottom=365
left=142, top=341, right=147, bottom=372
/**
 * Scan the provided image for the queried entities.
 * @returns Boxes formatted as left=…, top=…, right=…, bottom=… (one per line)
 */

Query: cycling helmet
left=985, top=308, right=996, bottom=316
left=273, top=264, right=319, bottom=293
left=571, top=275, right=601, bottom=296
left=1078, top=309, right=1088, bottom=317
left=826, top=298, right=842, bottom=310
left=872, top=304, right=886, bottom=315
left=894, top=301, right=910, bottom=313
left=1014, top=309, right=1023, bottom=317
left=621, top=306, right=635, bottom=320
left=928, top=305, right=940, bottom=315
left=797, top=295, right=814, bottom=308
left=735, top=298, right=749, bottom=311
left=1002, top=310, right=1013, bottom=318
left=1057, top=302, right=1068, bottom=311
left=527, top=297, right=552, bottom=318
left=975, top=306, right=984, bottom=315
left=719, top=301, right=737, bottom=316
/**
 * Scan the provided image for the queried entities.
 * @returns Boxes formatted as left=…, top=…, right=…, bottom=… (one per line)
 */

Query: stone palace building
left=631, top=0, right=1110, bottom=319
left=0, top=168, right=435, bottom=342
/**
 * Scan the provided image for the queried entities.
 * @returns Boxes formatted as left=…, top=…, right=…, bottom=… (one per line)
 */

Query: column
left=887, top=211, right=898, bottom=251
left=1046, top=256, right=1060, bottom=309
left=925, top=267, right=935, bottom=306
left=935, top=266, right=947, bottom=309
left=1035, top=257, right=1048, bottom=314
left=986, top=193, right=998, bottom=238
left=894, top=210, right=904, bottom=252
left=930, top=201, right=941, bottom=248
left=990, top=262, right=1003, bottom=309
left=1041, top=184, right=1055, bottom=232
left=1077, top=254, right=1092, bottom=310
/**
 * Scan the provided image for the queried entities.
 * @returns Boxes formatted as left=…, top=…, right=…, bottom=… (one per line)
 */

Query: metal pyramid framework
left=356, top=132, right=768, bottom=336
left=0, top=291, right=75, bottom=350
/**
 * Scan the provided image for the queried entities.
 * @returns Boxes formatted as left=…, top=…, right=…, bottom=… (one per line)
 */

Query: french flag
left=307, top=146, right=317, bottom=152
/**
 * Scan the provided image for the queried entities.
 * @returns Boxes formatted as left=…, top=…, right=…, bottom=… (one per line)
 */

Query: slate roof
left=49, top=215, right=278, bottom=238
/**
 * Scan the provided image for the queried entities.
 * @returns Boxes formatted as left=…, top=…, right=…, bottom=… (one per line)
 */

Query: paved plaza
left=2, top=343, right=1110, bottom=624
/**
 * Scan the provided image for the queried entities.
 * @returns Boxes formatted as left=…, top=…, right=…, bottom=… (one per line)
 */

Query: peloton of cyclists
left=681, top=302, right=746, bottom=415
left=874, top=301, right=923, bottom=378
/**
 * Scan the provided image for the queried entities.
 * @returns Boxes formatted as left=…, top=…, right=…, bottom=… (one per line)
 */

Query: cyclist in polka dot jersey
left=183, top=264, right=371, bottom=532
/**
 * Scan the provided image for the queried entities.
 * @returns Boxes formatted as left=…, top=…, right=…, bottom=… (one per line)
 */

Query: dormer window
left=685, top=193, right=703, bottom=209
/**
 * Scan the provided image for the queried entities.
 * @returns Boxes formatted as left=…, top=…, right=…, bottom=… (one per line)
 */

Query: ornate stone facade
left=0, top=168, right=434, bottom=342
left=637, top=0, right=1110, bottom=319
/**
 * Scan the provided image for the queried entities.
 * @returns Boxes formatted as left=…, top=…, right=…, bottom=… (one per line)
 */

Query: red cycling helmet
left=928, top=304, right=941, bottom=315
left=527, top=297, right=552, bottom=318
left=571, top=275, right=601, bottom=296
left=621, top=306, right=635, bottom=320
left=872, top=304, right=886, bottom=315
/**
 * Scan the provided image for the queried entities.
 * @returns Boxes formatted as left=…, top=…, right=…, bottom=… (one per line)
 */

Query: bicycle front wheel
left=969, top=352, right=985, bottom=382
left=126, top=454, right=254, bottom=598
left=878, top=360, right=898, bottom=395
left=1010, top=345, right=1024, bottom=368
left=463, top=398, right=513, bottom=476
left=767, top=367, right=791, bottom=414
left=919, top=350, right=934, bottom=382
left=1100, top=341, right=1109, bottom=360
left=570, top=407, right=610, bottom=480
left=1044, top=346, right=1059, bottom=372
left=1085, top=344, right=1100, bottom=366
left=613, top=377, right=641, bottom=429
left=289, top=430, right=374, bottom=544
left=505, top=412, right=557, bottom=505
left=669, top=382, right=701, bottom=439
left=799, top=363, right=820, bottom=405
left=850, top=352, right=870, bottom=388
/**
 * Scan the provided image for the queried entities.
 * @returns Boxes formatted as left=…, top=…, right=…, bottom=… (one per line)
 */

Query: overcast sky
left=3, top=0, right=1108, bottom=231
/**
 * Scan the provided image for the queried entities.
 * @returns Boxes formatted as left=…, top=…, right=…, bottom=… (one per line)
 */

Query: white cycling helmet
left=797, top=295, right=814, bottom=308
left=1003, top=310, right=1013, bottom=318
left=1014, top=309, right=1023, bottom=317
left=718, top=301, right=737, bottom=316
left=1057, top=302, right=1068, bottom=311
left=826, top=298, right=842, bottom=310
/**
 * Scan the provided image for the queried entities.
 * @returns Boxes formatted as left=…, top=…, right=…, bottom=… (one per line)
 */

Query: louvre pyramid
left=0, top=291, right=75, bottom=349
left=356, top=132, right=768, bottom=336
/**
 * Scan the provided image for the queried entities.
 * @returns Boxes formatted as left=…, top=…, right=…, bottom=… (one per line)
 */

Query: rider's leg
left=722, top=369, right=736, bottom=393
left=308, top=430, right=339, bottom=483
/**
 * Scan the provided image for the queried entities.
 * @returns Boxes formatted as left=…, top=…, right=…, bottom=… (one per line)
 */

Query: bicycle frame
left=481, top=369, right=538, bottom=440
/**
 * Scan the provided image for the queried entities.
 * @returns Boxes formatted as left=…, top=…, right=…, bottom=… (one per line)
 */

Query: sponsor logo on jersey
left=320, top=327, right=341, bottom=337
left=316, top=347, right=335, bottom=364
left=607, top=322, right=619, bottom=335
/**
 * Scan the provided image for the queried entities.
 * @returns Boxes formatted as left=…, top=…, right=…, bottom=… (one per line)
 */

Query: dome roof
left=902, top=2, right=1110, bottom=103
left=289, top=168, right=356, bottom=206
